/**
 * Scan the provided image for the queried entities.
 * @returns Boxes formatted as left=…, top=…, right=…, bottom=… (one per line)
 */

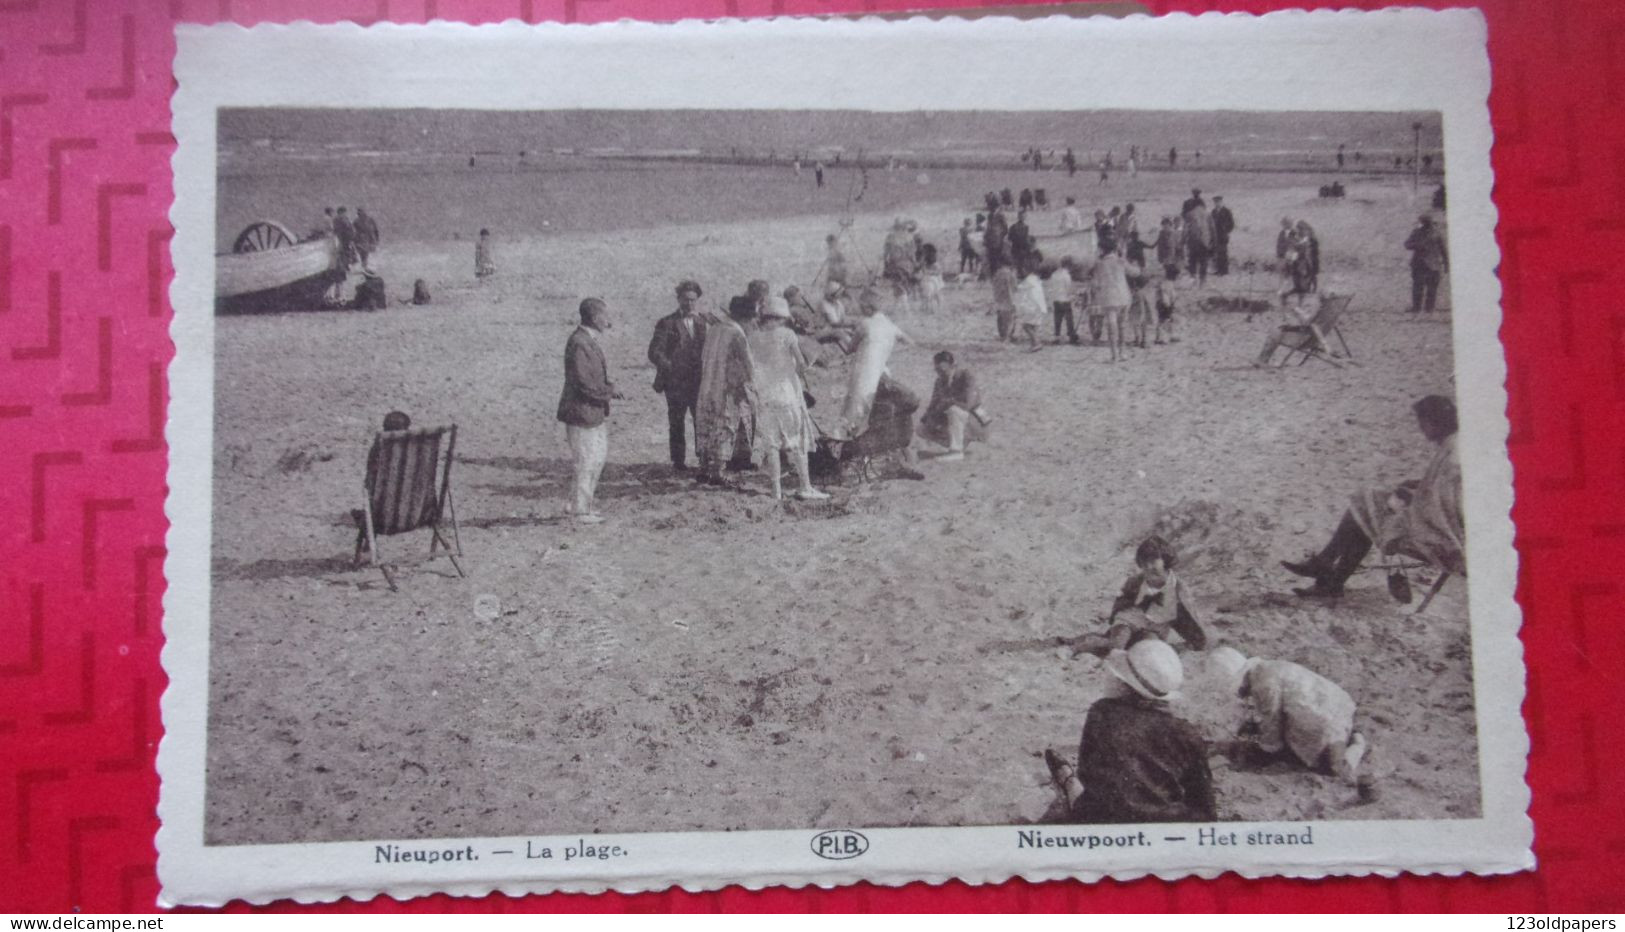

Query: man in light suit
left=646, top=280, right=709, bottom=472
left=557, top=298, right=621, bottom=524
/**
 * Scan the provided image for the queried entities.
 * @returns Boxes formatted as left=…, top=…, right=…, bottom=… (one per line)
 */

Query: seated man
left=1043, top=639, right=1217, bottom=824
left=916, top=350, right=987, bottom=461
left=1208, top=646, right=1374, bottom=800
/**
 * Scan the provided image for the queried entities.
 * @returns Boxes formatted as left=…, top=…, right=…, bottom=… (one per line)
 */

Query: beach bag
left=412, top=279, right=431, bottom=305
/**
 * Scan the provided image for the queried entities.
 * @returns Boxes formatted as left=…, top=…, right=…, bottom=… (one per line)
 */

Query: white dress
left=839, top=312, right=904, bottom=435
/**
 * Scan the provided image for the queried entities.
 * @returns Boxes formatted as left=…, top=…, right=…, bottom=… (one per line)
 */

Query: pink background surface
left=2, top=0, right=1623, bottom=913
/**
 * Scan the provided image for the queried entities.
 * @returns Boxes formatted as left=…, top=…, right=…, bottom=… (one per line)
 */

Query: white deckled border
left=163, top=8, right=1526, bottom=907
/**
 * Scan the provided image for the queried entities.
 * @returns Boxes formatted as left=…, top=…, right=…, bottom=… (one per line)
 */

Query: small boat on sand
left=216, top=220, right=340, bottom=313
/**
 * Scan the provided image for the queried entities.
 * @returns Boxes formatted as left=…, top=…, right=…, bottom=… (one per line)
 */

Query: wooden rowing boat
left=216, top=220, right=340, bottom=313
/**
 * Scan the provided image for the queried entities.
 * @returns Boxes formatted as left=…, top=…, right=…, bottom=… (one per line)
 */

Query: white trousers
left=567, top=423, right=608, bottom=515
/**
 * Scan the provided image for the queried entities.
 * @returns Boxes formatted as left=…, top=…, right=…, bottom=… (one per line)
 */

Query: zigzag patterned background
left=0, top=0, right=1621, bottom=913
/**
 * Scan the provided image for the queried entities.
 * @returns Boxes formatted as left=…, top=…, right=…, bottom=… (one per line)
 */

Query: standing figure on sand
left=647, top=280, right=709, bottom=473
left=1405, top=213, right=1448, bottom=313
left=839, top=288, right=912, bottom=437
left=556, top=298, right=623, bottom=524
left=1211, top=196, right=1235, bottom=276
left=1091, top=245, right=1132, bottom=362
left=1181, top=190, right=1214, bottom=287
left=352, top=207, right=381, bottom=273
left=475, top=228, right=496, bottom=278
left=823, top=233, right=850, bottom=290
left=695, top=295, right=758, bottom=488
left=333, top=206, right=355, bottom=273
left=747, top=297, right=829, bottom=501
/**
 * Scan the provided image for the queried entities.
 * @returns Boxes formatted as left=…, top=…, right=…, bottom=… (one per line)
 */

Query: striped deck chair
left=1278, top=293, right=1356, bottom=368
left=352, top=425, right=464, bottom=590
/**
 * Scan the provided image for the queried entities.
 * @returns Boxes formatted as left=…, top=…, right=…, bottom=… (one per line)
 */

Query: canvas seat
left=1277, top=293, right=1356, bottom=367
left=352, top=425, right=465, bottom=590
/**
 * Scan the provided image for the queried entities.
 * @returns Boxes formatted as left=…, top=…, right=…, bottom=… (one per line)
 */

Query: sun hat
left=1105, top=639, right=1184, bottom=701
left=1206, top=645, right=1261, bottom=694
left=762, top=296, right=791, bottom=320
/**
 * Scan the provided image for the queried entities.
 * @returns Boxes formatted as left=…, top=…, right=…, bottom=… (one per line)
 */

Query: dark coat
left=647, top=310, right=708, bottom=399
left=557, top=326, right=613, bottom=428
left=924, top=367, right=981, bottom=425
left=1072, top=696, right=1216, bottom=824
left=353, top=213, right=380, bottom=250
left=1405, top=223, right=1448, bottom=273
left=1211, top=206, right=1235, bottom=243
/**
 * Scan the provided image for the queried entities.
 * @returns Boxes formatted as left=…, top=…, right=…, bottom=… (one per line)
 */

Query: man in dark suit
left=646, top=280, right=709, bottom=472
left=1211, top=196, right=1236, bottom=276
left=557, top=298, right=621, bottom=524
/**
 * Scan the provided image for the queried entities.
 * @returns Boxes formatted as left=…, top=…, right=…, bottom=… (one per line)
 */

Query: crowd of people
left=555, top=271, right=994, bottom=520
left=308, top=205, right=383, bottom=305
left=942, top=187, right=1243, bottom=361
left=514, top=171, right=1458, bottom=824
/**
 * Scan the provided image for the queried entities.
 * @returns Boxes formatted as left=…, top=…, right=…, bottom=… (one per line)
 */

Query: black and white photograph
left=161, top=12, right=1528, bottom=905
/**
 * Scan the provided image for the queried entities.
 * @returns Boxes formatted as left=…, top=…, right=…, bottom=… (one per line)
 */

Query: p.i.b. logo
left=810, top=830, right=869, bottom=860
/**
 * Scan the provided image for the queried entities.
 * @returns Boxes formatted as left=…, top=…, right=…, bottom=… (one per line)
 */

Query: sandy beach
left=204, top=159, right=1475, bottom=846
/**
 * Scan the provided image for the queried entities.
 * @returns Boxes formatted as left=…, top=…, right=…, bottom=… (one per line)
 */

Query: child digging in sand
left=1071, top=535, right=1209, bottom=658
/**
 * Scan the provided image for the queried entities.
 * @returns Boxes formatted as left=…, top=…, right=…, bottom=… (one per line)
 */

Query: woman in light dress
left=838, top=288, right=912, bottom=438
left=747, top=297, right=829, bottom=501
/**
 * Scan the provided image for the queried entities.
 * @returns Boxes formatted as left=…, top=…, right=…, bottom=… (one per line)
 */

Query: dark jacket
left=1155, top=228, right=1177, bottom=266
left=1072, top=696, right=1216, bottom=824
left=1405, top=223, right=1448, bottom=273
left=557, top=326, right=613, bottom=428
left=924, top=368, right=981, bottom=424
left=1212, top=206, right=1235, bottom=242
left=1109, top=571, right=1207, bottom=649
left=647, top=310, right=708, bottom=398
left=1008, top=221, right=1033, bottom=263
left=353, top=213, right=380, bottom=249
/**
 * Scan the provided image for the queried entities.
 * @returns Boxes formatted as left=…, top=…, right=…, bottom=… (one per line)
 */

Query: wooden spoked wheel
left=232, top=220, right=298, bottom=254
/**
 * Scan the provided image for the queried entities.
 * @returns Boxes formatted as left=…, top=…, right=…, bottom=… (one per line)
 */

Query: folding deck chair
left=810, top=377, right=920, bottom=484
left=352, top=425, right=465, bottom=590
left=1278, top=292, right=1356, bottom=368
left=1357, top=556, right=1459, bottom=615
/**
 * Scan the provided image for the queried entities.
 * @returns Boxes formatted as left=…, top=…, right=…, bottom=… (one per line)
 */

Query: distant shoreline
left=592, top=151, right=1444, bottom=179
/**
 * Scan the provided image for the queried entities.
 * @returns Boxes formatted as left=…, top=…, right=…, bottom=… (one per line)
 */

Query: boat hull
left=215, top=237, right=339, bottom=312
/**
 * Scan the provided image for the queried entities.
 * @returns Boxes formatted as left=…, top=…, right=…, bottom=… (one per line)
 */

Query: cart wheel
left=232, top=220, right=298, bottom=254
